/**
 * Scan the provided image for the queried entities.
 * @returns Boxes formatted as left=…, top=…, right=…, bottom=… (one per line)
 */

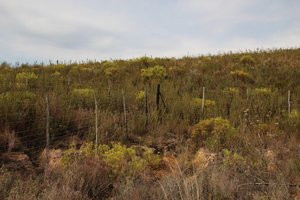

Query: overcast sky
left=0, top=0, right=299, bottom=64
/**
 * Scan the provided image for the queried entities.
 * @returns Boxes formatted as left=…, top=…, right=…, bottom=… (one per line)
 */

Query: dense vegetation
left=0, top=48, right=300, bottom=199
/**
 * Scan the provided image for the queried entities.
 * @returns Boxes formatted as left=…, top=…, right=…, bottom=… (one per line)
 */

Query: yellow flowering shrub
left=240, top=55, right=255, bottom=65
left=192, top=118, right=235, bottom=151
left=140, top=65, right=167, bottom=82
left=230, top=70, right=253, bottom=83
left=135, top=90, right=145, bottom=102
left=62, top=142, right=161, bottom=177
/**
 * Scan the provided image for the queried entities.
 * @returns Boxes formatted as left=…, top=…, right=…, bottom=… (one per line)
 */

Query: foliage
left=135, top=90, right=145, bottom=102
left=252, top=87, right=274, bottom=96
left=223, top=149, right=246, bottom=167
left=288, top=110, right=300, bottom=126
left=240, top=55, right=255, bottom=65
left=104, top=66, right=119, bottom=77
left=140, top=65, right=167, bottom=82
left=16, top=72, right=38, bottom=89
left=70, top=88, right=95, bottom=108
left=191, top=98, right=216, bottom=108
left=192, top=117, right=236, bottom=151
left=62, top=142, right=161, bottom=178
left=222, top=87, right=239, bottom=96
left=230, top=70, right=253, bottom=83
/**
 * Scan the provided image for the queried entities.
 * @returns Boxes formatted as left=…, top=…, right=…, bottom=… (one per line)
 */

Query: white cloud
left=0, top=0, right=299, bottom=63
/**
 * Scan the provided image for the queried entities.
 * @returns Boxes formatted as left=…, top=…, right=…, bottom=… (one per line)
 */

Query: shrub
left=104, top=66, right=119, bottom=77
left=192, top=98, right=216, bottom=108
left=48, top=156, right=112, bottom=200
left=135, top=90, right=145, bottom=102
left=16, top=72, right=38, bottom=88
left=230, top=70, right=253, bottom=83
left=102, top=143, right=147, bottom=177
left=70, top=88, right=94, bottom=108
left=191, top=98, right=217, bottom=119
left=288, top=110, right=300, bottom=128
left=223, top=149, right=246, bottom=168
left=240, top=55, right=255, bottom=65
left=62, top=142, right=161, bottom=178
left=168, top=66, right=186, bottom=77
left=252, top=87, right=274, bottom=96
left=141, top=65, right=167, bottom=82
left=222, top=87, right=239, bottom=96
left=192, top=118, right=236, bottom=151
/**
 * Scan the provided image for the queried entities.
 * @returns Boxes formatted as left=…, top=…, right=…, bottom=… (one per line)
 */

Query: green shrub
left=135, top=90, right=145, bottom=102
left=223, top=149, right=246, bottom=167
left=191, top=98, right=217, bottom=119
left=16, top=72, right=38, bottom=89
left=62, top=142, right=161, bottom=178
left=70, top=88, right=94, bottom=108
left=192, top=98, right=216, bottom=108
left=222, top=87, right=239, bottom=96
left=230, top=70, right=253, bottom=83
left=192, top=117, right=236, bottom=151
left=288, top=110, right=300, bottom=127
left=0, top=91, right=37, bottom=122
left=104, top=66, right=119, bottom=77
left=252, top=87, right=274, bottom=96
left=141, top=65, right=167, bottom=82
left=240, top=55, right=255, bottom=65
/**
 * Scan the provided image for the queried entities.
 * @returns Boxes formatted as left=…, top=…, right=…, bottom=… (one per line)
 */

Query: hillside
left=0, top=48, right=300, bottom=199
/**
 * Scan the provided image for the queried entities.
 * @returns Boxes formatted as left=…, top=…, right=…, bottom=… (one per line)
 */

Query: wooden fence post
left=288, top=90, right=291, bottom=116
left=94, top=92, right=98, bottom=146
left=145, top=86, right=148, bottom=129
left=122, top=90, right=128, bottom=136
left=201, top=87, right=205, bottom=119
left=45, top=95, right=50, bottom=154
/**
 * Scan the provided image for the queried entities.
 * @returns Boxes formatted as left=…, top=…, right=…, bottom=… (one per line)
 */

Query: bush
left=240, top=55, right=255, bottom=65
left=135, top=90, right=145, bottom=102
left=16, top=72, right=38, bottom=89
left=223, top=149, right=246, bottom=168
left=288, top=110, right=300, bottom=128
left=62, top=142, right=161, bottom=178
left=230, top=70, right=253, bottom=83
left=47, top=156, right=112, bottom=200
left=192, top=118, right=236, bottom=151
left=70, top=88, right=94, bottom=108
left=141, top=65, right=167, bottom=83
left=222, top=87, right=239, bottom=96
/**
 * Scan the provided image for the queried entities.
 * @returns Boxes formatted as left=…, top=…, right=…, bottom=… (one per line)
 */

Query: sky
left=0, top=0, right=299, bottom=64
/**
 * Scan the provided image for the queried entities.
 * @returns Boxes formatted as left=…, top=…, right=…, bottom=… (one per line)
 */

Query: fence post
left=145, top=86, right=148, bottom=129
left=94, top=92, right=98, bottom=146
left=156, top=84, right=160, bottom=110
left=122, top=90, right=128, bottom=136
left=45, top=95, right=50, bottom=154
left=45, top=94, right=50, bottom=178
left=288, top=90, right=291, bottom=116
left=201, top=87, right=205, bottom=119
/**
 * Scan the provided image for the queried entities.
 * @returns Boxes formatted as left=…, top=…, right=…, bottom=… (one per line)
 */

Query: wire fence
left=0, top=87, right=298, bottom=155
